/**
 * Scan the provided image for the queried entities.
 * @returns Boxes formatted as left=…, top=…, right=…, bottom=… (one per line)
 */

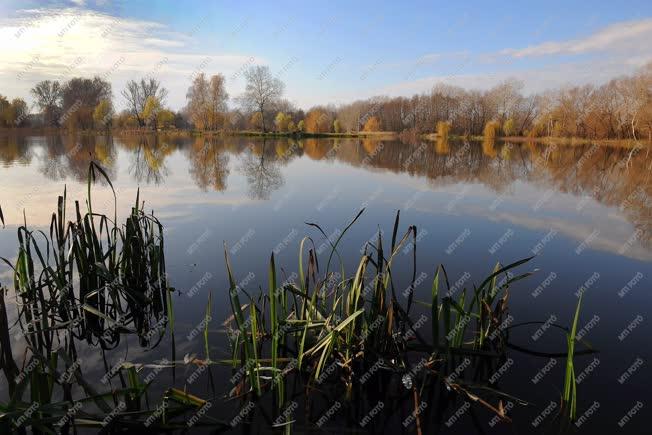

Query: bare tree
left=61, top=77, right=111, bottom=108
left=239, top=66, right=284, bottom=132
left=488, top=78, right=524, bottom=124
left=122, top=78, right=168, bottom=127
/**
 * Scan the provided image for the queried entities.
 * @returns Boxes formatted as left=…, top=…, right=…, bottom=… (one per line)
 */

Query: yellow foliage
left=93, top=100, right=112, bottom=128
left=503, top=118, right=515, bottom=136
left=435, top=136, right=450, bottom=154
left=361, top=138, right=380, bottom=155
left=500, top=143, right=512, bottom=160
left=94, top=140, right=113, bottom=164
left=115, top=113, right=139, bottom=128
left=482, top=136, right=497, bottom=158
left=250, top=112, right=263, bottom=130
left=158, top=110, right=176, bottom=128
left=436, top=121, right=451, bottom=138
left=303, top=138, right=330, bottom=159
left=483, top=120, right=501, bottom=139
left=363, top=116, right=381, bottom=132
left=142, top=96, right=162, bottom=128
left=275, top=112, right=291, bottom=132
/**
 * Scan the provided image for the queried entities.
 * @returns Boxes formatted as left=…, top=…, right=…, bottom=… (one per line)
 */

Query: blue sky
left=1, top=0, right=652, bottom=110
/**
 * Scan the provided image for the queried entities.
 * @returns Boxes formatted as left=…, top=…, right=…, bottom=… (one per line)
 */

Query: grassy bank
left=3, top=127, right=649, bottom=149
left=79, top=128, right=398, bottom=139
left=222, top=129, right=397, bottom=139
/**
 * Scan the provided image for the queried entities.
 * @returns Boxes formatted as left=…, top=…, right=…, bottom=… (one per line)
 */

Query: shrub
left=436, top=120, right=451, bottom=137
left=483, top=120, right=501, bottom=138
left=363, top=116, right=381, bottom=132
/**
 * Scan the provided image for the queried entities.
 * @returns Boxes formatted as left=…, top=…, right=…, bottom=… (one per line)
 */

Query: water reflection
left=240, top=141, right=284, bottom=200
left=0, top=134, right=34, bottom=166
left=1, top=132, right=650, bottom=244
left=37, top=134, right=117, bottom=182
left=121, top=134, right=172, bottom=184
left=187, top=137, right=230, bottom=191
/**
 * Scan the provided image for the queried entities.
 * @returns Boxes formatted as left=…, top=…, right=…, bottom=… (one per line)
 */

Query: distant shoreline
left=0, top=127, right=651, bottom=147
left=221, top=130, right=398, bottom=139
left=422, top=133, right=651, bottom=148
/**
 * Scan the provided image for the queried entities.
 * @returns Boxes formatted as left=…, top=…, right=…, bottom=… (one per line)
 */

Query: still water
left=0, top=133, right=650, bottom=433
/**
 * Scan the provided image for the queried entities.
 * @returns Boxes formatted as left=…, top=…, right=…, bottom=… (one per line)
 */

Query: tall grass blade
left=431, top=266, right=440, bottom=348
left=166, top=285, right=176, bottom=381
left=223, top=243, right=259, bottom=395
left=563, top=293, right=583, bottom=421
left=204, top=291, right=212, bottom=362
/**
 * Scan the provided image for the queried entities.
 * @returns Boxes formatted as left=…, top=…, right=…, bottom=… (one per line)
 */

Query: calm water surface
left=0, top=133, right=650, bottom=433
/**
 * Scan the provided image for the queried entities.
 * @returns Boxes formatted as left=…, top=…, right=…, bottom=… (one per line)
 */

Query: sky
left=1, top=0, right=652, bottom=112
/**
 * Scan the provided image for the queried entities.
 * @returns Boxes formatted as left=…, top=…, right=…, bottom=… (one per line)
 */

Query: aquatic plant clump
left=222, top=209, right=543, bottom=429
left=0, top=162, right=183, bottom=432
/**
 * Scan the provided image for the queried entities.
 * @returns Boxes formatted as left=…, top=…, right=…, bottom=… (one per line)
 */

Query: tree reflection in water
left=239, top=140, right=283, bottom=200
left=0, top=134, right=33, bottom=167
left=4, top=132, right=650, bottom=244
left=38, top=134, right=116, bottom=182
left=124, top=134, right=172, bottom=185
left=188, top=137, right=230, bottom=192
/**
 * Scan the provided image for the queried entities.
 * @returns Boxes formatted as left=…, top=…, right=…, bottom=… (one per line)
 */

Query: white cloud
left=345, top=19, right=652, bottom=103
left=501, top=18, right=652, bottom=58
left=0, top=7, right=262, bottom=110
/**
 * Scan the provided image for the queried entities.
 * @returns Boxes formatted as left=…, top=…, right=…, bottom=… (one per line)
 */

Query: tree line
left=3, top=62, right=652, bottom=140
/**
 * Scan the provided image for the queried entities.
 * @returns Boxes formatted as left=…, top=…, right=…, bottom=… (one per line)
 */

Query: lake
left=0, top=133, right=650, bottom=433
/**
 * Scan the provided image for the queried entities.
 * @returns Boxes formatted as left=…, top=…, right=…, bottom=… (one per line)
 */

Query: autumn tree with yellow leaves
left=304, top=109, right=332, bottom=133
left=93, top=100, right=113, bottom=130
left=274, top=112, right=291, bottom=132
left=363, top=116, right=381, bottom=132
left=186, top=73, right=229, bottom=130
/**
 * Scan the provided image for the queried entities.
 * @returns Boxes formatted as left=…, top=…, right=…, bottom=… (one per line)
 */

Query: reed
left=562, top=293, right=583, bottom=421
left=222, top=210, right=543, bottom=425
left=0, top=162, right=194, bottom=433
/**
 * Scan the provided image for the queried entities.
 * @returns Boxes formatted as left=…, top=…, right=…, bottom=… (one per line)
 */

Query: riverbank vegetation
left=2, top=63, right=652, bottom=142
